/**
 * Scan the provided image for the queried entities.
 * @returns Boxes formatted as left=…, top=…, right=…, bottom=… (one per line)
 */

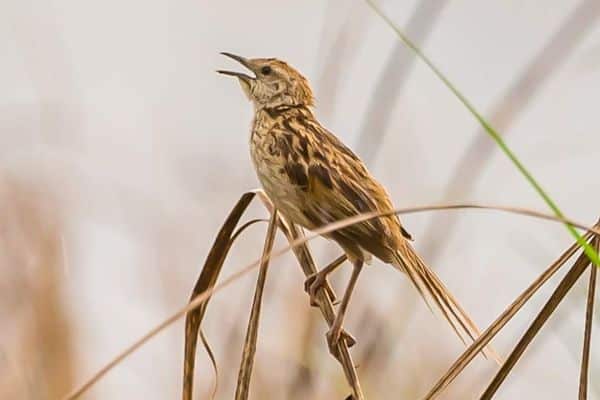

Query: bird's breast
left=249, top=124, right=314, bottom=228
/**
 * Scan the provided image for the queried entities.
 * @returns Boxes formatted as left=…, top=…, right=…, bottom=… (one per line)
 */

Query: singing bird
left=218, top=52, right=491, bottom=358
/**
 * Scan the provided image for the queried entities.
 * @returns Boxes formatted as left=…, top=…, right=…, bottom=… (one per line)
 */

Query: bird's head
left=218, top=53, right=314, bottom=109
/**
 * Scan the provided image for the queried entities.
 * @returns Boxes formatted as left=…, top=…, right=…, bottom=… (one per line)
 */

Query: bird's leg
left=304, top=254, right=347, bottom=307
left=327, top=259, right=363, bottom=358
left=304, top=254, right=357, bottom=349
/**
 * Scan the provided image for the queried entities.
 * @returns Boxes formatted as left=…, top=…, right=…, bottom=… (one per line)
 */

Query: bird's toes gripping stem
left=326, top=326, right=356, bottom=359
left=304, top=270, right=337, bottom=307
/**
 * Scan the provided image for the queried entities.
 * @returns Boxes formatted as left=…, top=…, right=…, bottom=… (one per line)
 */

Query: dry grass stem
left=421, top=0, right=600, bottom=261
left=199, top=330, right=219, bottom=400
left=366, top=0, right=600, bottom=267
left=425, top=228, right=597, bottom=399
left=258, top=193, right=364, bottom=399
left=234, top=211, right=278, bottom=400
left=61, top=196, right=600, bottom=400
left=286, top=223, right=364, bottom=399
left=579, top=237, right=598, bottom=399
left=181, top=192, right=257, bottom=400
left=480, top=236, right=598, bottom=399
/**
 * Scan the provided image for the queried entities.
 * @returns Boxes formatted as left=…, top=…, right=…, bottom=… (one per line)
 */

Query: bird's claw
left=304, top=271, right=336, bottom=307
left=326, top=327, right=356, bottom=358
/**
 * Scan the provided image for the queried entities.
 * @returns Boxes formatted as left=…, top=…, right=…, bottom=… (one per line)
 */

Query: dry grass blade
left=579, top=237, right=598, bottom=399
left=182, top=192, right=257, bottom=400
left=231, top=218, right=270, bottom=242
left=365, top=0, right=600, bottom=267
left=421, top=0, right=600, bottom=262
left=258, top=192, right=364, bottom=400
left=289, top=223, right=364, bottom=400
left=198, top=330, right=219, bottom=400
left=61, top=201, right=600, bottom=400
left=425, top=228, right=597, bottom=399
left=235, top=211, right=278, bottom=400
left=480, top=236, right=596, bottom=399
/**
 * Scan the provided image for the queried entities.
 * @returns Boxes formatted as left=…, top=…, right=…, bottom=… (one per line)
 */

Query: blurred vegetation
left=1, top=1, right=599, bottom=399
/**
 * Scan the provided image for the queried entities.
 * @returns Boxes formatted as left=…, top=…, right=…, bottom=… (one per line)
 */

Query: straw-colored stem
left=579, top=238, right=598, bottom=399
left=480, top=239, right=595, bottom=399
left=235, top=211, right=278, bottom=400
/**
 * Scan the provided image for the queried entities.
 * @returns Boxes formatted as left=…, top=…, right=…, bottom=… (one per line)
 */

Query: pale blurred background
left=1, top=0, right=600, bottom=399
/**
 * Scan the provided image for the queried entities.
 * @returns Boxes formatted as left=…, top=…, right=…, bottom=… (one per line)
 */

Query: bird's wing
left=278, top=115, right=410, bottom=259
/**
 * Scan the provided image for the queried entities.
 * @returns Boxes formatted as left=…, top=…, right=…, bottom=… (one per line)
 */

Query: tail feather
left=393, top=242, right=501, bottom=364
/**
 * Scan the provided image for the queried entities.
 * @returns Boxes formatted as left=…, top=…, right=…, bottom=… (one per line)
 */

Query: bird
left=218, top=52, right=495, bottom=360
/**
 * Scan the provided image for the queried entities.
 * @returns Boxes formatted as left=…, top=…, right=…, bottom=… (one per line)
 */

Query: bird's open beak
left=217, top=52, right=256, bottom=84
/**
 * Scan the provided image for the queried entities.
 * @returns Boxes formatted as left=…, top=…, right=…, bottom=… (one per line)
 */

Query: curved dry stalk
left=205, top=218, right=269, bottom=400
left=425, top=228, right=598, bottom=399
left=231, top=218, right=271, bottom=243
left=198, top=330, right=218, bottom=400
left=285, top=223, right=365, bottom=399
left=419, top=0, right=600, bottom=263
left=235, top=211, right=278, bottom=400
left=199, top=218, right=269, bottom=400
left=480, top=237, right=597, bottom=399
left=365, top=0, right=600, bottom=267
left=61, top=201, right=600, bottom=399
left=182, top=192, right=257, bottom=400
left=579, top=238, right=598, bottom=399
left=258, top=192, right=363, bottom=399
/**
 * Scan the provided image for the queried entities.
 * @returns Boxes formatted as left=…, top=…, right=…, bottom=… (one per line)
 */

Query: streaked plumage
left=250, top=103, right=412, bottom=262
left=218, top=53, right=495, bottom=359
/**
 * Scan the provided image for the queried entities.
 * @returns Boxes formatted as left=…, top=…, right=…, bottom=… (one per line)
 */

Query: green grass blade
left=365, top=0, right=600, bottom=266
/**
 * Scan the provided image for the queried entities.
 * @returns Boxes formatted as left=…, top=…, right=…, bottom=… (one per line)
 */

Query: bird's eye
left=261, top=66, right=272, bottom=75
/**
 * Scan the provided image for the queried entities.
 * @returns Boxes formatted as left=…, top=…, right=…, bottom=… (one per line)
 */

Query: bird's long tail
left=393, top=241, right=501, bottom=364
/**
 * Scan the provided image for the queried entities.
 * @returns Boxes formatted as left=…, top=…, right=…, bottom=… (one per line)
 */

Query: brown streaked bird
left=218, top=52, right=496, bottom=360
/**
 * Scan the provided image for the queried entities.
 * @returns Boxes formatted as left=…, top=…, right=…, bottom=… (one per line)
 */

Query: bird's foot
left=304, top=271, right=336, bottom=307
left=326, top=326, right=356, bottom=359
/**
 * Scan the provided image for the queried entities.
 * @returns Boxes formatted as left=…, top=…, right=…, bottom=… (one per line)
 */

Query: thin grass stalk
left=425, top=228, right=597, bottom=399
left=287, top=256, right=346, bottom=399
left=257, top=192, right=338, bottom=303
left=235, top=211, right=278, bottom=400
left=480, top=237, right=596, bottom=399
left=287, top=223, right=364, bottom=400
left=181, top=192, right=257, bottom=400
left=420, top=0, right=600, bottom=261
left=214, top=218, right=271, bottom=393
left=258, top=193, right=364, bottom=399
left=61, top=200, right=600, bottom=399
left=199, top=330, right=219, bottom=400
left=579, top=237, right=598, bottom=399
left=364, top=0, right=600, bottom=267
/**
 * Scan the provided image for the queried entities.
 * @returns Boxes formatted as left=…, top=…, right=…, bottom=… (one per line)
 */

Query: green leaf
left=365, top=0, right=600, bottom=267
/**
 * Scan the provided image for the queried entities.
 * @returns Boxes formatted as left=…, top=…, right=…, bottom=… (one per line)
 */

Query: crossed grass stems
left=62, top=2, right=599, bottom=398
left=185, top=194, right=600, bottom=400
left=62, top=191, right=600, bottom=400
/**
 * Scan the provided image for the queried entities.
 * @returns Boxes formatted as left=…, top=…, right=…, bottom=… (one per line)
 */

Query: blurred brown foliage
left=0, top=177, right=74, bottom=399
